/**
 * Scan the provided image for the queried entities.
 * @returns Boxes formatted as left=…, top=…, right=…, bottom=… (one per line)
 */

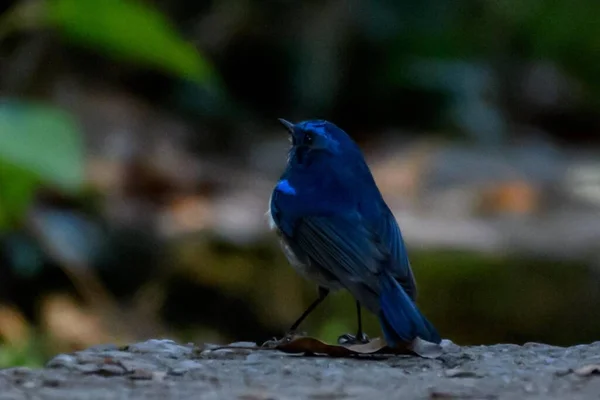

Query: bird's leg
left=288, top=286, right=329, bottom=333
left=262, top=287, right=329, bottom=347
left=355, top=301, right=370, bottom=343
left=338, top=301, right=370, bottom=345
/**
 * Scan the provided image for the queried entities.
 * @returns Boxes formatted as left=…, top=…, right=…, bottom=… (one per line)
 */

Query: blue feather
left=379, top=272, right=441, bottom=345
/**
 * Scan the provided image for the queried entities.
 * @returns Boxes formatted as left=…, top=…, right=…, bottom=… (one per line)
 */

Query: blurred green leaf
left=0, top=162, right=38, bottom=229
left=317, top=319, right=351, bottom=344
left=0, top=101, right=84, bottom=193
left=44, top=0, right=212, bottom=82
left=0, top=335, right=47, bottom=368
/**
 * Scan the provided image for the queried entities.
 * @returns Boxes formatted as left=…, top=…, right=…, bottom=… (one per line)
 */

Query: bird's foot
left=337, top=332, right=370, bottom=345
left=285, top=330, right=307, bottom=339
left=261, top=330, right=306, bottom=348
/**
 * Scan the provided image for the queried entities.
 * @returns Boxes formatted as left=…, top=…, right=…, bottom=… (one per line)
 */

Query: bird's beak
left=278, top=118, right=295, bottom=134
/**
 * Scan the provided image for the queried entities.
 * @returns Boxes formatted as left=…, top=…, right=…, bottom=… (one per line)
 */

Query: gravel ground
left=1, top=339, right=600, bottom=399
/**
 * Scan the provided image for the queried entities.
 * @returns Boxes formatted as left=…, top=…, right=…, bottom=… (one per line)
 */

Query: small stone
left=553, top=368, right=572, bottom=377
left=129, top=369, right=161, bottom=380
left=118, top=359, right=157, bottom=373
left=127, top=339, right=192, bottom=359
left=411, top=337, right=443, bottom=358
left=444, top=368, right=480, bottom=378
left=153, top=371, right=167, bottom=382
left=46, top=354, right=76, bottom=369
left=74, top=364, right=101, bottom=374
left=22, top=381, right=36, bottom=389
left=76, top=353, right=103, bottom=364
left=101, top=351, right=134, bottom=360
left=440, top=339, right=461, bottom=354
left=130, top=369, right=151, bottom=380
left=170, top=360, right=204, bottom=376
left=97, top=364, right=127, bottom=376
left=210, top=347, right=253, bottom=357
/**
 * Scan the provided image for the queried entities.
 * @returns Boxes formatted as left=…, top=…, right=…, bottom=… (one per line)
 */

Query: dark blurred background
left=1, top=0, right=600, bottom=367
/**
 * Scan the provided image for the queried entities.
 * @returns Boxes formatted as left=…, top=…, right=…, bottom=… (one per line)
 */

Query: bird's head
left=278, top=119, right=359, bottom=164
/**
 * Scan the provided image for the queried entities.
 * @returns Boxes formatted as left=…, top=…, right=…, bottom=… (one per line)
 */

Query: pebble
left=444, top=368, right=480, bottom=378
left=440, top=339, right=461, bottom=353
left=127, top=339, right=192, bottom=358
left=46, top=354, right=77, bottom=369
left=96, top=364, right=127, bottom=376
left=74, top=364, right=104, bottom=374
left=22, top=380, right=37, bottom=389
left=170, top=360, right=205, bottom=376
left=102, top=350, right=134, bottom=359
left=76, top=353, right=103, bottom=364
left=119, top=359, right=158, bottom=373
left=129, top=369, right=166, bottom=381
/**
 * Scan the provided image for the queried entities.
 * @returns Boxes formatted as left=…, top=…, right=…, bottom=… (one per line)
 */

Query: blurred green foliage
left=0, top=338, right=46, bottom=368
left=1, top=0, right=213, bottom=82
left=0, top=101, right=83, bottom=229
left=411, top=251, right=600, bottom=345
left=0, top=101, right=83, bottom=191
left=45, top=0, right=213, bottom=82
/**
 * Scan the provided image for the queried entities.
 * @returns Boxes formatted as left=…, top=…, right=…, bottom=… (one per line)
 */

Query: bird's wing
left=374, top=207, right=417, bottom=299
left=293, top=215, right=386, bottom=293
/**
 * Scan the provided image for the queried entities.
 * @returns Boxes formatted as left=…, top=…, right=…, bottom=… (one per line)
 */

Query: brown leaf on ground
left=269, top=335, right=443, bottom=359
left=574, top=364, right=600, bottom=376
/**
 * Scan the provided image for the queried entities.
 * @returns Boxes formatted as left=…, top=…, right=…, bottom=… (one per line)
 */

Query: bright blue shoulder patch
left=275, top=179, right=296, bottom=195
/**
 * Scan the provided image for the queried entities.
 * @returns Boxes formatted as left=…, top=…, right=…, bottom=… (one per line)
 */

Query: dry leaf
left=574, top=365, right=600, bottom=377
left=271, top=335, right=442, bottom=359
left=409, top=337, right=444, bottom=359
left=444, top=368, right=480, bottom=378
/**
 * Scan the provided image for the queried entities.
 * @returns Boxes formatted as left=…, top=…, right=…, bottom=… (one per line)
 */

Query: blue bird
left=268, top=119, right=441, bottom=347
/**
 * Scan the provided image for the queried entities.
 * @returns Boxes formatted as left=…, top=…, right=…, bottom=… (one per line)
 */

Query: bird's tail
left=378, top=271, right=441, bottom=346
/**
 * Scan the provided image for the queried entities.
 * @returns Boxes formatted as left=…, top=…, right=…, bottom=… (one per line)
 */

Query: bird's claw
left=285, top=330, right=307, bottom=339
left=261, top=330, right=306, bottom=348
left=261, top=337, right=281, bottom=348
left=337, top=332, right=370, bottom=345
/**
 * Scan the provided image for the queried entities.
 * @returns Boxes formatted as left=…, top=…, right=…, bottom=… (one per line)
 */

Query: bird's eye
left=304, top=132, right=313, bottom=144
